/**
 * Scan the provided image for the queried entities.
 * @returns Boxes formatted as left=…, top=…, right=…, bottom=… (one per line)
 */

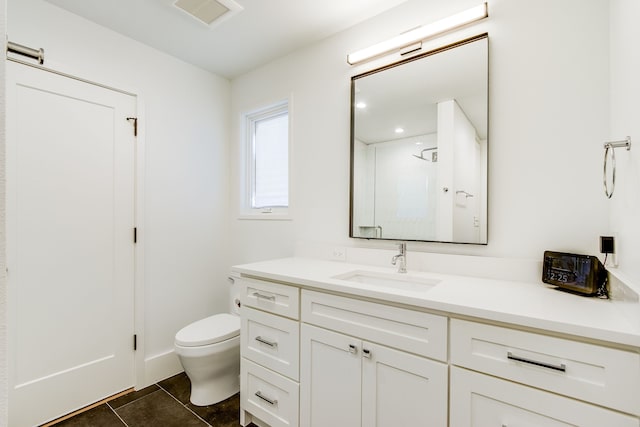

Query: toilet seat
left=175, top=313, right=240, bottom=347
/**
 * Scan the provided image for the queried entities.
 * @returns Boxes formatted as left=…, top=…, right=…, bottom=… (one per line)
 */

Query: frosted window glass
left=253, top=113, right=288, bottom=208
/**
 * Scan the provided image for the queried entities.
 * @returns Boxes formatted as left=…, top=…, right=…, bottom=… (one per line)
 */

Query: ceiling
left=45, top=0, right=410, bottom=79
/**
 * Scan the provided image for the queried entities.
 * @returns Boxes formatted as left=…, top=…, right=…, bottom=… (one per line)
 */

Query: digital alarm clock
left=542, top=251, right=606, bottom=296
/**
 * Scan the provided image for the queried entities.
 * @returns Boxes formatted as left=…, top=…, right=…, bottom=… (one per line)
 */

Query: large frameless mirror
left=350, top=34, right=489, bottom=244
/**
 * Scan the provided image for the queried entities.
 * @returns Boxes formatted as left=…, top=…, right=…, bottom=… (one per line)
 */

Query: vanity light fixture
left=347, top=2, right=488, bottom=65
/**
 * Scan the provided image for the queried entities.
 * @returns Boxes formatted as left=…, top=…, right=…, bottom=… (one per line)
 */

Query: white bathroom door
left=6, top=61, right=136, bottom=427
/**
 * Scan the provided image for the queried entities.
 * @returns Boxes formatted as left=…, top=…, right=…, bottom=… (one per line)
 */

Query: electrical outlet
left=600, top=234, right=618, bottom=267
left=331, top=246, right=347, bottom=261
left=600, top=236, right=615, bottom=254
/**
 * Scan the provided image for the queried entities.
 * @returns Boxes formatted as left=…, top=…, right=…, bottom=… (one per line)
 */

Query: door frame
left=7, top=57, right=147, bottom=391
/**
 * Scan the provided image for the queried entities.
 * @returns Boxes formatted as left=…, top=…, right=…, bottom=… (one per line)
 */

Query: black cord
left=597, top=267, right=609, bottom=299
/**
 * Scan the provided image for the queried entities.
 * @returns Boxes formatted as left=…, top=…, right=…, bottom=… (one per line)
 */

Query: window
left=241, top=100, right=290, bottom=218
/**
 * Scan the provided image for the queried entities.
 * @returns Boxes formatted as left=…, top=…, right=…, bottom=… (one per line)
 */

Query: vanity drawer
left=241, top=306, right=300, bottom=381
left=301, top=289, right=447, bottom=362
left=450, top=318, right=640, bottom=415
left=450, top=367, right=639, bottom=427
left=241, top=358, right=299, bottom=427
left=240, top=277, right=300, bottom=320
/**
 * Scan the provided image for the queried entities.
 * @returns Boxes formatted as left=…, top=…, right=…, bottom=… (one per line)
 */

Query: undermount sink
left=333, top=270, right=440, bottom=292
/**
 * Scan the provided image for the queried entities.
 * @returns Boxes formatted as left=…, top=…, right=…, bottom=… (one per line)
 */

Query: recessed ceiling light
left=395, top=127, right=404, bottom=134
left=356, top=102, right=367, bottom=109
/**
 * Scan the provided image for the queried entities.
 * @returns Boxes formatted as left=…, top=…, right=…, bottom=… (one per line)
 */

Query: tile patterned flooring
left=49, top=373, right=250, bottom=427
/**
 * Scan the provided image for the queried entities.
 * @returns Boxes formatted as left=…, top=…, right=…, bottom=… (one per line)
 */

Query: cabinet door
left=450, top=367, right=640, bottom=427
left=300, top=324, right=361, bottom=427
left=362, top=342, right=448, bottom=427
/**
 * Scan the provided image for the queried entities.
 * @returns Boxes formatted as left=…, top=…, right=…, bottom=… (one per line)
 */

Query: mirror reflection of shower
left=413, top=147, right=438, bottom=162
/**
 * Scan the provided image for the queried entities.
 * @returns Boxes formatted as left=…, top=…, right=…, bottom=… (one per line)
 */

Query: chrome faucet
left=391, top=242, right=407, bottom=273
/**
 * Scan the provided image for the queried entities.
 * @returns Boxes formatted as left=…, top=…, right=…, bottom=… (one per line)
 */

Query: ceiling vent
left=173, top=0, right=243, bottom=28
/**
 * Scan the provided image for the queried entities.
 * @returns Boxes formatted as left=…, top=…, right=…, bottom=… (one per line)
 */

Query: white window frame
left=239, top=98, right=292, bottom=220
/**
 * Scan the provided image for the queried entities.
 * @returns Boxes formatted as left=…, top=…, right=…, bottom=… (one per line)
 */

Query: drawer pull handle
left=255, top=336, right=278, bottom=348
left=255, top=391, right=278, bottom=406
left=507, top=352, right=566, bottom=372
left=252, top=292, right=276, bottom=301
left=348, top=344, right=358, bottom=354
left=362, top=348, right=372, bottom=359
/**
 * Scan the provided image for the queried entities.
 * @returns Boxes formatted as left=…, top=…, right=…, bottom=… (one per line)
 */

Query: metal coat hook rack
left=603, top=136, right=632, bottom=199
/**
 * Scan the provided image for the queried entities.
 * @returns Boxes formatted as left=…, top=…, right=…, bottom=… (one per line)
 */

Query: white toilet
left=174, top=278, right=241, bottom=406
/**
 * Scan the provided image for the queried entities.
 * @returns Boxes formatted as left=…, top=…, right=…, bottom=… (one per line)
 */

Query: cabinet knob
left=348, top=344, right=358, bottom=354
left=362, top=348, right=372, bottom=359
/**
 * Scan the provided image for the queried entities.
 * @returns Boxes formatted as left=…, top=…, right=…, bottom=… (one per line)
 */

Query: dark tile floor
left=49, top=373, right=253, bottom=427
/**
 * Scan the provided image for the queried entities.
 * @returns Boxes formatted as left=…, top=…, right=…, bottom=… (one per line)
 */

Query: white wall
left=0, top=0, right=7, bottom=424
left=352, top=139, right=375, bottom=235
left=230, top=0, right=610, bottom=267
left=449, top=100, right=481, bottom=243
left=609, top=0, right=640, bottom=285
left=7, top=0, right=231, bottom=385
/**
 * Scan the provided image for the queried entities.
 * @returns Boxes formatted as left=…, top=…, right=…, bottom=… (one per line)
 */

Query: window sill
left=237, top=213, right=292, bottom=221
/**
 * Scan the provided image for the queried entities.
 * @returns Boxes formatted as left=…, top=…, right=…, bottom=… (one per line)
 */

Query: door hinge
left=133, top=227, right=137, bottom=243
left=134, top=334, right=137, bottom=351
left=126, top=117, right=138, bottom=137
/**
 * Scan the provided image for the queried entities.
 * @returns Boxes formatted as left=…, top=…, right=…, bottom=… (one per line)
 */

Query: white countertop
left=232, top=257, right=640, bottom=348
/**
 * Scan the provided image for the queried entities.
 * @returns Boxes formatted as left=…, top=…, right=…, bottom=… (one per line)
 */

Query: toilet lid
left=175, top=313, right=240, bottom=347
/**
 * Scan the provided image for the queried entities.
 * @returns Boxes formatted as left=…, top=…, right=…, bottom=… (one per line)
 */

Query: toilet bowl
left=174, top=278, right=241, bottom=406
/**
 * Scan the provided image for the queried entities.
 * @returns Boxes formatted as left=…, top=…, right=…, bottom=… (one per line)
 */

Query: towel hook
left=603, top=136, right=631, bottom=199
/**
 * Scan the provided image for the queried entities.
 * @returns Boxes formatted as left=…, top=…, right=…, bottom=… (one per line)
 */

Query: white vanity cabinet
left=449, top=318, right=640, bottom=427
left=239, top=277, right=301, bottom=427
left=300, top=290, right=448, bottom=427
left=233, top=258, right=640, bottom=427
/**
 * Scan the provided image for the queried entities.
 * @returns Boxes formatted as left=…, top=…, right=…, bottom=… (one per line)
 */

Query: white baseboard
left=142, top=350, right=183, bottom=388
